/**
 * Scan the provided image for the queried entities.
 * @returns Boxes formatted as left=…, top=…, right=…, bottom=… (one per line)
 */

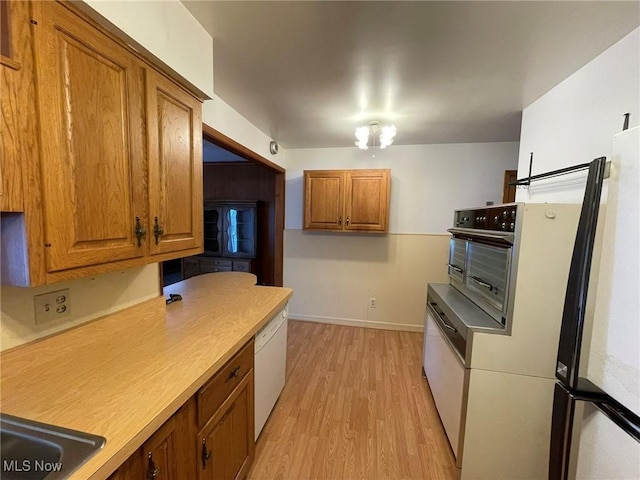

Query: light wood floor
left=248, top=320, right=458, bottom=480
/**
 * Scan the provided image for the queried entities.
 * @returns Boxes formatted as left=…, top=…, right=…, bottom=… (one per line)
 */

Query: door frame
left=201, top=124, right=285, bottom=286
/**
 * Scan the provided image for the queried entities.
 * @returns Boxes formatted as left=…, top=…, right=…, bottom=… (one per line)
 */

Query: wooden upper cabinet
left=303, top=171, right=344, bottom=230
left=345, top=170, right=390, bottom=232
left=0, top=0, right=206, bottom=285
left=146, top=69, right=203, bottom=255
left=32, top=1, right=147, bottom=271
left=303, top=169, right=390, bottom=233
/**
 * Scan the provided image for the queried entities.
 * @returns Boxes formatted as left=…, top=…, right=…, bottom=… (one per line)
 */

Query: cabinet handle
left=135, top=216, right=146, bottom=247
left=469, top=275, right=495, bottom=292
left=346, top=217, right=350, bottom=225
left=338, top=216, right=342, bottom=225
left=201, top=438, right=211, bottom=469
left=226, top=366, right=241, bottom=382
left=447, top=263, right=464, bottom=274
left=146, top=452, right=160, bottom=479
left=153, top=216, right=164, bottom=245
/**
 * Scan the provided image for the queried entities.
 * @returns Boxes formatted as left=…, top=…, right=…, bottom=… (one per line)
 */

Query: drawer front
left=197, top=339, right=254, bottom=428
left=424, top=311, right=465, bottom=461
left=200, top=264, right=233, bottom=273
left=199, top=257, right=233, bottom=273
left=232, top=260, right=251, bottom=272
left=200, top=258, right=233, bottom=267
left=182, top=259, right=200, bottom=279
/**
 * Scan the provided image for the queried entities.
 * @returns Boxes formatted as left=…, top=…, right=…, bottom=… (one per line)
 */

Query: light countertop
left=0, top=272, right=293, bottom=479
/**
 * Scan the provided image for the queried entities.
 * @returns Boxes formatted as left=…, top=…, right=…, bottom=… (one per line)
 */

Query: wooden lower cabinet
left=108, top=340, right=254, bottom=480
left=198, top=372, right=254, bottom=480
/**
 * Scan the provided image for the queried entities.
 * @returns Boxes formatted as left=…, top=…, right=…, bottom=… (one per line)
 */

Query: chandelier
left=355, top=121, right=397, bottom=150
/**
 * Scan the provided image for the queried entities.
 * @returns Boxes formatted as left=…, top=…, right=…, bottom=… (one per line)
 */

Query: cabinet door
left=222, top=205, right=256, bottom=258
left=142, top=416, right=178, bottom=480
left=198, top=371, right=255, bottom=480
left=32, top=1, right=147, bottom=271
left=203, top=206, right=223, bottom=255
left=303, top=171, right=345, bottom=230
left=345, top=169, right=390, bottom=232
left=107, top=450, right=143, bottom=480
left=146, top=69, right=203, bottom=256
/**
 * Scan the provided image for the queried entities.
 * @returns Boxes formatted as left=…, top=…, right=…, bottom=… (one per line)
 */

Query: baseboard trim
left=288, top=314, right=424, bottom=332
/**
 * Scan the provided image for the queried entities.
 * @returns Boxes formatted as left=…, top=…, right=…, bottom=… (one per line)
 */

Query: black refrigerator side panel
left=550, top=383, right=576, bottom=480
left=555, top=157, right=607, bottom=387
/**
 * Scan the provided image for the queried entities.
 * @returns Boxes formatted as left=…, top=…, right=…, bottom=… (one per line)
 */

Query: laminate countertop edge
left=0, top=272, right=293, bottom=480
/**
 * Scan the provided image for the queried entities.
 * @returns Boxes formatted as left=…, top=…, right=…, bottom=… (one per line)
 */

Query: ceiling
left=182, top=1, right=639, bottom=149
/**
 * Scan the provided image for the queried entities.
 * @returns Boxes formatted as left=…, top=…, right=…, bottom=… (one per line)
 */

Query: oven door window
left=448, top=238, right=467, bottom=283
left=465, top=242, right=510, bottom=312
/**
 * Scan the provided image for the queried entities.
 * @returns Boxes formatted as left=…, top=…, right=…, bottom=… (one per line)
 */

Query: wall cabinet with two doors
left=108, top=339, right=255, bottom=480
left=0, top=0, right=206, bottom=286
left=303, top=169, right=391, bottom=233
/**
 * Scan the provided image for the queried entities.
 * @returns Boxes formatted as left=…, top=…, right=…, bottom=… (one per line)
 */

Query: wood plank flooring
left=248, top=321, right=458, bottom=480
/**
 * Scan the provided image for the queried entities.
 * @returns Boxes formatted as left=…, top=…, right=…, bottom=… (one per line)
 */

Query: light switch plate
left=34, top=289, right=71, bottom=325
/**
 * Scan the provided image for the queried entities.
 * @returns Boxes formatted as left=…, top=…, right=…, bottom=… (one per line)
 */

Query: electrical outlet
left=34, top=289, right=71, bottom=325
left=369, top=297, right=377, bottom=309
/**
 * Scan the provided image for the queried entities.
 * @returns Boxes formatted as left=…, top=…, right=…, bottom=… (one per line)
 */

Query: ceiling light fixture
left=355, top=121, right=397, bottom=150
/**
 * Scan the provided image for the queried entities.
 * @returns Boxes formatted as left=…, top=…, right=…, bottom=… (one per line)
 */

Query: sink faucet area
left=0, top=414, right=105, bottom=480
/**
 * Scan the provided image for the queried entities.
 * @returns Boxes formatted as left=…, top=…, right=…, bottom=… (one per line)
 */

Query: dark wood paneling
left=203, top=163, right=277, bottom=285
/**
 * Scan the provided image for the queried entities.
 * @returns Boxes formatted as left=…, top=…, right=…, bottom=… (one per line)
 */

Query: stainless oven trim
left=447, top=237, right=467, bottom=284
left=426, top=301, right=467, bottom=367
left=447, top=227, right=514, bottom=245
left=425, top=291, right=471, bottom=468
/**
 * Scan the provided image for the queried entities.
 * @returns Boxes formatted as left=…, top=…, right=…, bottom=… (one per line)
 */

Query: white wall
left=85, top=0, right=214, bottom=98
left=286, top=142, right=519, bottom=233
left=86, top=0, right=285, bottom=169
left=284, top=142, right=519, bottom=329
left=516, top=28, right=639, bottom=204
left=515, top=28, right=640, bottom=478
left=202, top=97, right=285, bottom=168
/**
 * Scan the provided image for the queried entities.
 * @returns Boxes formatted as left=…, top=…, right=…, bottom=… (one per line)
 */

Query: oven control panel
left=454, top=204, right=518, bottom=231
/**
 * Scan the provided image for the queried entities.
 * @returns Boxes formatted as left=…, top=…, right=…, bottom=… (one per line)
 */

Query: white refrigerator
left=549, top=126, right=640, bottom=479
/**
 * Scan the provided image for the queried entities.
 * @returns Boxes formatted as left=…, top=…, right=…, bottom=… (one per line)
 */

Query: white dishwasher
left=254, top=304, right=288, bottom=440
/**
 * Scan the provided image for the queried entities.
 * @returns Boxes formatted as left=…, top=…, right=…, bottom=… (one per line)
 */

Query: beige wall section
left=284, top=230, right=450, bottom=331
left=0, top=264, right=160, bottom=351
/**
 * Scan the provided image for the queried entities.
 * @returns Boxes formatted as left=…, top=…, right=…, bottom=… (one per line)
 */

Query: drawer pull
left=201, top=438, right=211, bottom=469
left=146, top=452, right=160, bottom=479
left=447, top=263, right=463, bottom=274
left=226, top=366, right=241, bottom=382
left=469, top=275, right=494, bottom=292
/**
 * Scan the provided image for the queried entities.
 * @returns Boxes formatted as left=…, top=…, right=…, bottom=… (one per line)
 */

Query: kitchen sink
left=0, top=413, right=105, bottom=480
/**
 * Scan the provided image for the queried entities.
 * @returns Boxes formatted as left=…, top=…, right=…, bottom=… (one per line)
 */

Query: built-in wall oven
left=423, top=202, right=582, bottom=477
left=446, top=204, right=518, bottom=328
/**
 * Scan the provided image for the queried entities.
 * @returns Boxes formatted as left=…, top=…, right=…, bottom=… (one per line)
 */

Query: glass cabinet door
left=203, top=207, right=222, bottom=255
left=223, top=205, right=256, bottom=258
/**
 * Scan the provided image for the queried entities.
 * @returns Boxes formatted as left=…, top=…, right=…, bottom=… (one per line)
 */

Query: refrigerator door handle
left=555, top=157, right=608, bottom=387
left=550, top=381, right=640, bottom=480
